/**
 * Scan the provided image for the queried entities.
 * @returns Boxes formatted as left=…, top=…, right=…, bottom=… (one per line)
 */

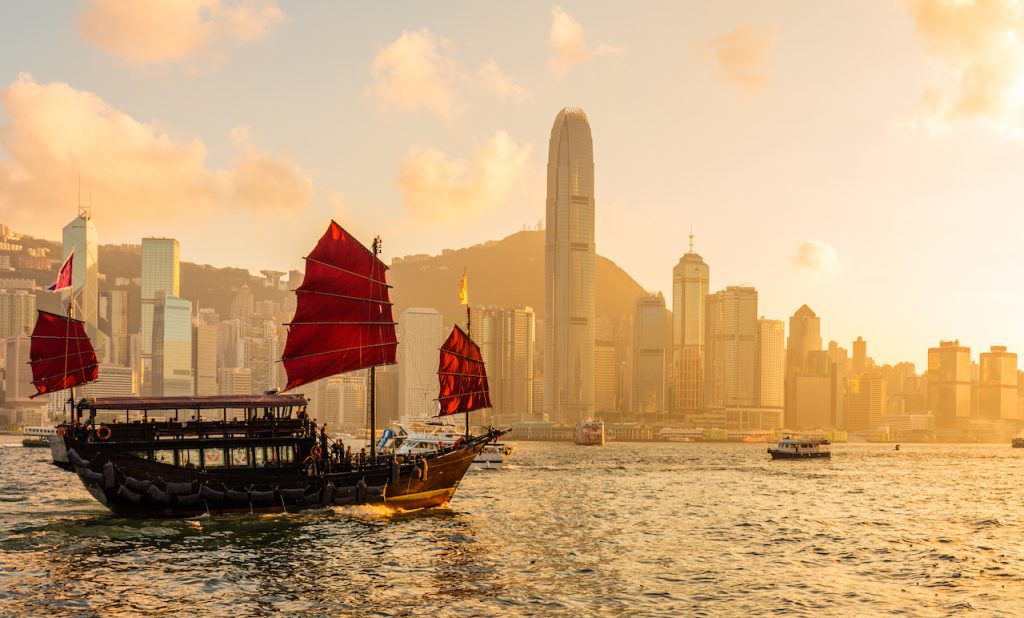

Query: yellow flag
left=458, top=269, right=468, bottom=305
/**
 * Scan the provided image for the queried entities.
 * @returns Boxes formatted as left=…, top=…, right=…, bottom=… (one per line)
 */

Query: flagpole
left=464, top=269, right=470, bottom=440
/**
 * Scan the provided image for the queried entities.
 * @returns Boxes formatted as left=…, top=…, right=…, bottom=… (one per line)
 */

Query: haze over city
left=1, top=1, right=1022, bottom=367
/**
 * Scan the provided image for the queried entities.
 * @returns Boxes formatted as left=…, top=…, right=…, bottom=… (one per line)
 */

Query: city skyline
left=2, top=2, right=1024, bottom=365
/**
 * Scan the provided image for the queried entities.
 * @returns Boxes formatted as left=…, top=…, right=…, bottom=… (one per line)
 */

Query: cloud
left=78, top=0, right=285, bottom=67
left=548, top=6, right=622, bottom=74
left=0, top=74, right=312, bottom=236
left=904, top=0, right=1024, bottom=137
left=549, top=6, right=590, bottom=74
left=478, top=59, right=530, bottom=103
left=693, top=24, right=776, bottom=93
left=367, top=29, right=462, bottom=121
left=396, top=131, right=533, bottom=220
left=792, top=239, right=841, bottom=276
left=368, top=29, right=529, bottom=119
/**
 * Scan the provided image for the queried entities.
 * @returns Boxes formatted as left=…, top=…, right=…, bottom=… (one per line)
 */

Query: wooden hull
left=59, top=431, right=500, bottom=518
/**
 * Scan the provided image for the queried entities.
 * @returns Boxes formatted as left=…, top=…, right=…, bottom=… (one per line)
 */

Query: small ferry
left=767, top=436, right=831, bottom=460
left=472, top=442, right=514, bottom=469
left=22, top=426, right=55, bottom=448
left=575, top=420, right=605, bottom=446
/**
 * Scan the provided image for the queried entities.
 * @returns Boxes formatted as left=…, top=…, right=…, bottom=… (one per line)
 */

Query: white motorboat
left=767, top=436, right=831, bottom=459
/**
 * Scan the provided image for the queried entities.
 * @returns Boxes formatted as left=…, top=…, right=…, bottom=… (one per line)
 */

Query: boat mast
left=465, top=277, right=471, bottom=441
left=370, top=235, right=382, bottom=459
left=67, top=296, right=74, bottom=422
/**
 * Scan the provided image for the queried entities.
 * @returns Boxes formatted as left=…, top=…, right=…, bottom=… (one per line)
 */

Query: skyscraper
left=398, top=307, right=443, bottom=420
left=633, top=293, right=669, bottom=415
left=62, top=211, right=99, bottom=343
left=978, top=346, right=1019, bottom=421
left=152, top=292, right=193, bottom=396
left=927, top=340, right=971, bottom=430
left=672, top=235, right=709, bottom=415
left=4, top=334, right=32, bottom=402
left=194, top=323, right=219, bottom=396
left=0, top=290, right=36, bottom=339
left=104, top=289, right=129, bottom=365
left=785, top=305, right=824, bottom=428
left=704, top=286, right=758, bottom=408
left=756, top=318, right=785, bottom=409
left=847, top=371, right=886, bottom=432
left=141, top=238, right=180, bottom=394
left=544, top=107, right=596, bottom=426
left=852, top=336, right=867, bottom=374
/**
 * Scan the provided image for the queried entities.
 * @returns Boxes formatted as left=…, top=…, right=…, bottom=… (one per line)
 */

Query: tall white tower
left=62, top=209, right=99, bottom=345
left=544, top=108, right=596, bottom=426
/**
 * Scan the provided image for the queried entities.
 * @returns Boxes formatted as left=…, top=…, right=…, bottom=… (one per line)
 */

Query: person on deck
left=331, top=439, right=344, bottom=464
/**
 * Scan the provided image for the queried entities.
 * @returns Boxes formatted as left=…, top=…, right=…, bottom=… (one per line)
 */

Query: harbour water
left=2, top=437, right=1023, bottom=616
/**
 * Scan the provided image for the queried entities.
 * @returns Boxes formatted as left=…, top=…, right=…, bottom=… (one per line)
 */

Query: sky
left=2, top=0, right=1024, bottom=368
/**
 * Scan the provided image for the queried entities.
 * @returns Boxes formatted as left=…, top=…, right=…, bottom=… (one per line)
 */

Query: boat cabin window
left=229, top=448, right=250, bottom=467
left=203, top=448, right=225, bottom=467
left=180, top=449, right=201, bottom=468
left=154, top=450, right=174, bottom=465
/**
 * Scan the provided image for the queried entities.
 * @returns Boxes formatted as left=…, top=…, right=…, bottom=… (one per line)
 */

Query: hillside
left=388, top=230, right=648, bottom=330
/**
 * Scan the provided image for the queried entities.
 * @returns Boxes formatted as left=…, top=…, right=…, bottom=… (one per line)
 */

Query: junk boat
left=39, top=221, right=504, bottom=517
left=575, top=419, right=605, bottom=446
left=767, top=436, right=831, bottom=460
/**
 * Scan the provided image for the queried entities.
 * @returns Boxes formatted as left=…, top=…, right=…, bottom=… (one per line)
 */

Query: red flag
left=47, top=249, right=74, bottom=292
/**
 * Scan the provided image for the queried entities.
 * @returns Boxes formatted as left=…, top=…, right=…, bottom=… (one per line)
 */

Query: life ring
left=310, top=445, right=322, bottom=460
left=95, top=425, right=112, bottom=441
left=56, top=426, right=66, bottom=437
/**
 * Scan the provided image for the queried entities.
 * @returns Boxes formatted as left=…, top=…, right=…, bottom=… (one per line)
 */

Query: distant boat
left=22, top=426, right=54, bottom=448
left=768, top=436, right=831, bottom=460
left=575, top=419, right=605, bottom=446
left=1012, top=438, right=1024, bottom=448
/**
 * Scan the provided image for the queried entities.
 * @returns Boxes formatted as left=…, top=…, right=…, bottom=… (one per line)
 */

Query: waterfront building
left=633, top=293, right=669, bottom=416
left=398, top=307, right=443, bottom=420
left=704, top=286, right=758, bottom=408
left=756, top=318, right=785, bottom=409
left=594, top=317, right=617, bottom=417
left=141, top=238, right=180, bottom=395
left=219, top=367, right=252, bottom=396
left=544, top=107, right=596, bottom=426
left=0, top=290, right=35, bottom=339
left=194, top=323, right=219, bottom=396
left=979, top=346, right=1019, bottom=421
left=927, top=340, right=971, bottom=430
left=672, top=236, right=709, bottom=414
left=4, top=334, right=32, bottom=402
left=151, top=293, right=193, bottom=396
left=847, top=371, right=886, bottom=432
left=104, top=289, right=129, bottom=366
left=323, top=373, right=368, bottom=430
left=784, top=305, right=821, bottom=427
left=62, top=211, right=99, bottom=345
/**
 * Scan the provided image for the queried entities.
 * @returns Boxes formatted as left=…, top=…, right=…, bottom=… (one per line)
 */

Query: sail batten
left=29, top=310, right=99, bottom=398
left=281, top=221, right=397, bottom=391
left=436, top=325, right=492, bottom=416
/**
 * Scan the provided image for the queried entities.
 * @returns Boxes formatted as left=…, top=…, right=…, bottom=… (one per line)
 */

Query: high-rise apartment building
left=194, top=323, right=219, bottom=396
left=594, top=317, right=617, bottom=417
left=927, top=340, right=971, bottom=430
left=104, top=289, right=129, bottom=366
left=672, top=237, right=709, bottom=414
left=785, top=305, right=825, bottom=428
left=219, top=367, right=252, bottom=396
left=62, top=211, right=99, bottom=344
left=847, top=371, right=886, bottom=432
left=979, top=346, right=1019, bottom=421
left=852, top=336, right=867, bottom=374
left=4, top=334, right=32, bottom=402
left=141, top=238, right=180, bottom=394
left=756, top=318, right=785, bottom=409
left=633, top=293, right=668, bottom=415
left=704, top=286, right=758, bottom=408
left=544, top=107, right=596, bottom=426
left=151, top=293, right=193, bottom=396
left=398, top=307, right=443, bottom=420
left=0, top=290, right=35, bottom=339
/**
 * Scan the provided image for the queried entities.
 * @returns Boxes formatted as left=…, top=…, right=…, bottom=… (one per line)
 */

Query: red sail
left=282, top=220, right=397, bottom=391
left=437, top=325, right=492, bottom=416
left=29, top=310, right=98, bottom=398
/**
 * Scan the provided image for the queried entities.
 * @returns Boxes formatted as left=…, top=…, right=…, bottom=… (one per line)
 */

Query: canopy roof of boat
left=78, top=394, right=308, bottom=411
